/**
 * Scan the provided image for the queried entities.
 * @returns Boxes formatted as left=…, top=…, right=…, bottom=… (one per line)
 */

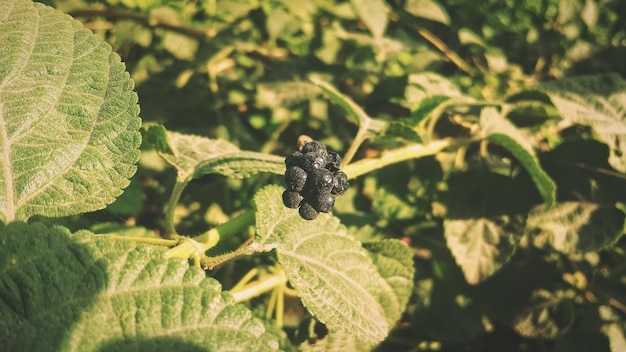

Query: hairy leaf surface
left=444, top=217, right=518, bottom=285
left=539, top=74, right=626, bottom=173
left=159, top=131, right=284, bottom=181
left=254, top=185, right=389, bottom=345
left=0, top=0, right=141, bottom=223
left=526, top=202, right=625, bottom=254
left=0, top=222, right=281, bottom=351
left=300, top=331, right=371, bottom=352
left=363, top=240, right=415, bottom=324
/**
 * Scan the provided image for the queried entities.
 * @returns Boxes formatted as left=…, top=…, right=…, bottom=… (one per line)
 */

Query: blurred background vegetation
left=41, top=0, right=626, bottom=350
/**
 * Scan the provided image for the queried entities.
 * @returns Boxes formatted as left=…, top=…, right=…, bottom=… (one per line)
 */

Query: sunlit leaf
left=158, top=131, right=284, bottom=181
left=256, top=81, right=321, bottom=109
left=299, top=330, right=370, bottom=352
left=310, top=78, right=367, bottom=124
left=0, top=222, right=282, bottom=351
left=254, top=185, right=389, bottom=345
left=526, top=202, right=625, bottom=254
left=444, top=217, right=518, bottom=285
left=350, top=0, right=388, bottom=39
left=404, top=0, right=450, bottom=24
left=480, top=107, right=556, bottom=207
left=405, top=73, right=464, bottom=107
left=513, top=289, right=575, bottom=339
left=443, top=172, right=528, bottom=285
left=363, top=239, right=415, bottom=324
left=538, top=74, right=626, bottom=173
left=0, top=0, right=141, bottom=223
left=599, top=305, right=626, bottom=352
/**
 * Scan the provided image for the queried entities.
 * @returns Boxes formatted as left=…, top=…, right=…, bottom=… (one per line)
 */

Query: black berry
left=309, top=168, right=334, bottom=193
left=301, top=153, right=326, bottom=172
left=326, top=151, right=342, bottom=172
left=285, top=166, right=307, bottom=192
left=331, top=171, right=349, bottom=195
left=282, top=190, right=303, bottom=208
left=282, top=137, right=349, bottom=220
left=299, top=201, right=319, bottom=220
left=312, top=192, right=335, bottom=213
left=285, top=151, right=303, bottom=168
left=302, top=141, right=327, bottom=158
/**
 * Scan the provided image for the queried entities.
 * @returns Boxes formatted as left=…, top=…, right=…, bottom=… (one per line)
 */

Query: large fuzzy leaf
left=0, top=0, right=141, bottom=223
left=158, top=131, right=284, bottom=181
left=253, top=185, right=389, bottom=345
left=0, top=222, right=282, bottom=351
left=363, top=239, right=415, bottom=324
left=538, top=74, right=626, bottom=173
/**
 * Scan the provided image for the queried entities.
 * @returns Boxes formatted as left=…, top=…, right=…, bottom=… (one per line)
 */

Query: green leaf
left=350, top=0, right=388, bottom=39
left=444, top=217, right=518, bottom=285
left=443, top=171, right=529, bottom=285
left=256, top=81, right=321, bottom=109
left=253, top=185, right=389, bottom=345
left=480, top=107, right=556, bottom=207
left=310, top=77, right=387, bottom=134
left=159, top=131, right=284, bottom=181
left=538, top=74, right=626, bottom=173
left=363, top=239, right=415, bottom=324
left=0, top=221, right=282, bottom=351
left=142, top=124, right=175, bottom=154
left=0, top=0, right=141, bottom=223
left=513, top=289, right=575, bottom=339
left=404, top=0, right=450, bottom=25
left=378, top=95, right=450, bottom=142
left=405, top=73, right=464, bottom=106
left=526, top=202, right=625, bottom=254
left=300, top=331, right=371, bottom=352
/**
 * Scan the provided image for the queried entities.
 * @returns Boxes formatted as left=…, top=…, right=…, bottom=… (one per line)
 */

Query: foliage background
left=16, top=0, right=626, bottom=350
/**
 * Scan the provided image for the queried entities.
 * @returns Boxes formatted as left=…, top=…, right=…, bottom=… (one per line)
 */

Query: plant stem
left=165, top=209, right=256, bottom=261
left=200, top=243, right=258, bottom=270
left=229, top=269, right=287, bottom=303
left=99, top=234, right=178, bottom=247
left=342, top=125, right=367, bottom=165
left=163, top=175, right=188, bottom=236
left=342, top=139, right=456, bottom=179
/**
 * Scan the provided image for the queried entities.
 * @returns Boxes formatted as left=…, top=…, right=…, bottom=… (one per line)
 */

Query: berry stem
left=163, top=175, right=188, bottom=236
left=165, top=209, right=256, bottom=262
left=342, top=138, right=471, bottom=179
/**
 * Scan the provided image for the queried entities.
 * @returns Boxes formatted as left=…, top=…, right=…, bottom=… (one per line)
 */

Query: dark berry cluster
left=282, top=139, right=349, bottom=220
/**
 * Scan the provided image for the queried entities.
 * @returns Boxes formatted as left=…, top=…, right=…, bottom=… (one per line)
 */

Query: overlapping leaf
left=445, top=217, right=518, bottom=285
left=253, top=185, right=389, bottom=345
left=513, top=289, right=575, bottom=339
left=350, top=0, right=388, bottom=39
left=443, top=172, right=528, bottom=285
left=0, top=222, right=282, bottom=351
left=157, top=131, right=284, bottom=181
left=0, top=0, right=141, bottom=223
left=480, top=107, right=556, bottom=207
left=363, top=240, right=415, bottom=324
left=526, top=202, right=625, bottom=254
left=539, top=74, right=626, bottom=173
